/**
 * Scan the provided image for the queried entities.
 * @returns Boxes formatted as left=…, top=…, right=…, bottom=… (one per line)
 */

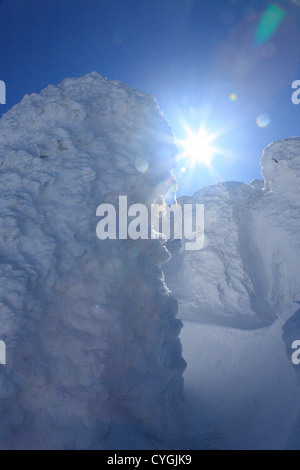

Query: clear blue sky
left=0, top=0, right=299, bottom=195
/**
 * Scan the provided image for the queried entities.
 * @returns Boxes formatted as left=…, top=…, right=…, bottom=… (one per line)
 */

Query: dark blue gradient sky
left=0, top=0, right=299, bottom=195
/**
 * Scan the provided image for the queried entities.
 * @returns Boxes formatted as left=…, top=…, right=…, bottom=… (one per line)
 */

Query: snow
left=0, top=73, right=185, bottom=449
left=0, top=72, right=300, bottom=449
left=176, top=314, right=300, bottom=450
left=165, top=138, right=300, bottom=330
left=164, top=137, right=300, bottom=449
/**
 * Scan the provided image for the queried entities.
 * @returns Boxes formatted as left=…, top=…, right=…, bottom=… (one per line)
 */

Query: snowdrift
left=0, top=73, right=185, bottom=449
left=165, top=138, right=300, bottom=330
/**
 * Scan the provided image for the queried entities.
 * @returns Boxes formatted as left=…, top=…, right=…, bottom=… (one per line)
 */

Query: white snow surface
left=0, top=73, right=185, bottom=450
left=165, top=138, right=300, bottom=330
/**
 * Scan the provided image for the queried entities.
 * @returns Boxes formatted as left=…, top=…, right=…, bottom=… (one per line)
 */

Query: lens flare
left=256, top=114, right=270, bottom=128
left=82, top=168, right=96, bottom=181
left=255, top=4, right=286, bottom=44
left=229, top=93, right=237, bottom=101
left=135, top=158, right=149, bottom=173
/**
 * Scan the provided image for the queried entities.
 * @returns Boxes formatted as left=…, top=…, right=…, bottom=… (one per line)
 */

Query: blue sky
left=0, top=0, right=299, bottom=195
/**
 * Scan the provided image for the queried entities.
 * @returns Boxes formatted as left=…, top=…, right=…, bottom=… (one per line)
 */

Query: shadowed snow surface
left=0, top=73, right=185, bottom=450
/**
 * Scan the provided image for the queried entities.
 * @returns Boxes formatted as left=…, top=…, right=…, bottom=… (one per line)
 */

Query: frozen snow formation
left=0, top=72, right=186, bottom=449
left=165, top=138, right=300, bottom=330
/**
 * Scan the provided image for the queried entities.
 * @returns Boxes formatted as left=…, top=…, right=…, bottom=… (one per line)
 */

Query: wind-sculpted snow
left=0, top=73, right=185, bottom=449
left=165, top=138, right=300, bottom=330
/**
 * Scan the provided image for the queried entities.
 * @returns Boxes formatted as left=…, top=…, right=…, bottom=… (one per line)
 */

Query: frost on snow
left=0, top=73, right=186, bottom=449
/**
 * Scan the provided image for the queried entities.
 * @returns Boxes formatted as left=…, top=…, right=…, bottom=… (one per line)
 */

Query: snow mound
left=0, top=72, right=185, bottom=449
left=261, top=137, right=300, bottom=195
left=165, top=138, right=300, bottom=329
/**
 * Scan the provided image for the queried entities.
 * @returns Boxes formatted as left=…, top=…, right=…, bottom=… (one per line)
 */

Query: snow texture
left=0, top=72, right=185, bottom=450
left=165, top=138, right=300, bottom=330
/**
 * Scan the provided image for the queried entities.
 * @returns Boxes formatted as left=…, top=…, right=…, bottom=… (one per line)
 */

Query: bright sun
left=180, top=129, right=215, bottom=166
